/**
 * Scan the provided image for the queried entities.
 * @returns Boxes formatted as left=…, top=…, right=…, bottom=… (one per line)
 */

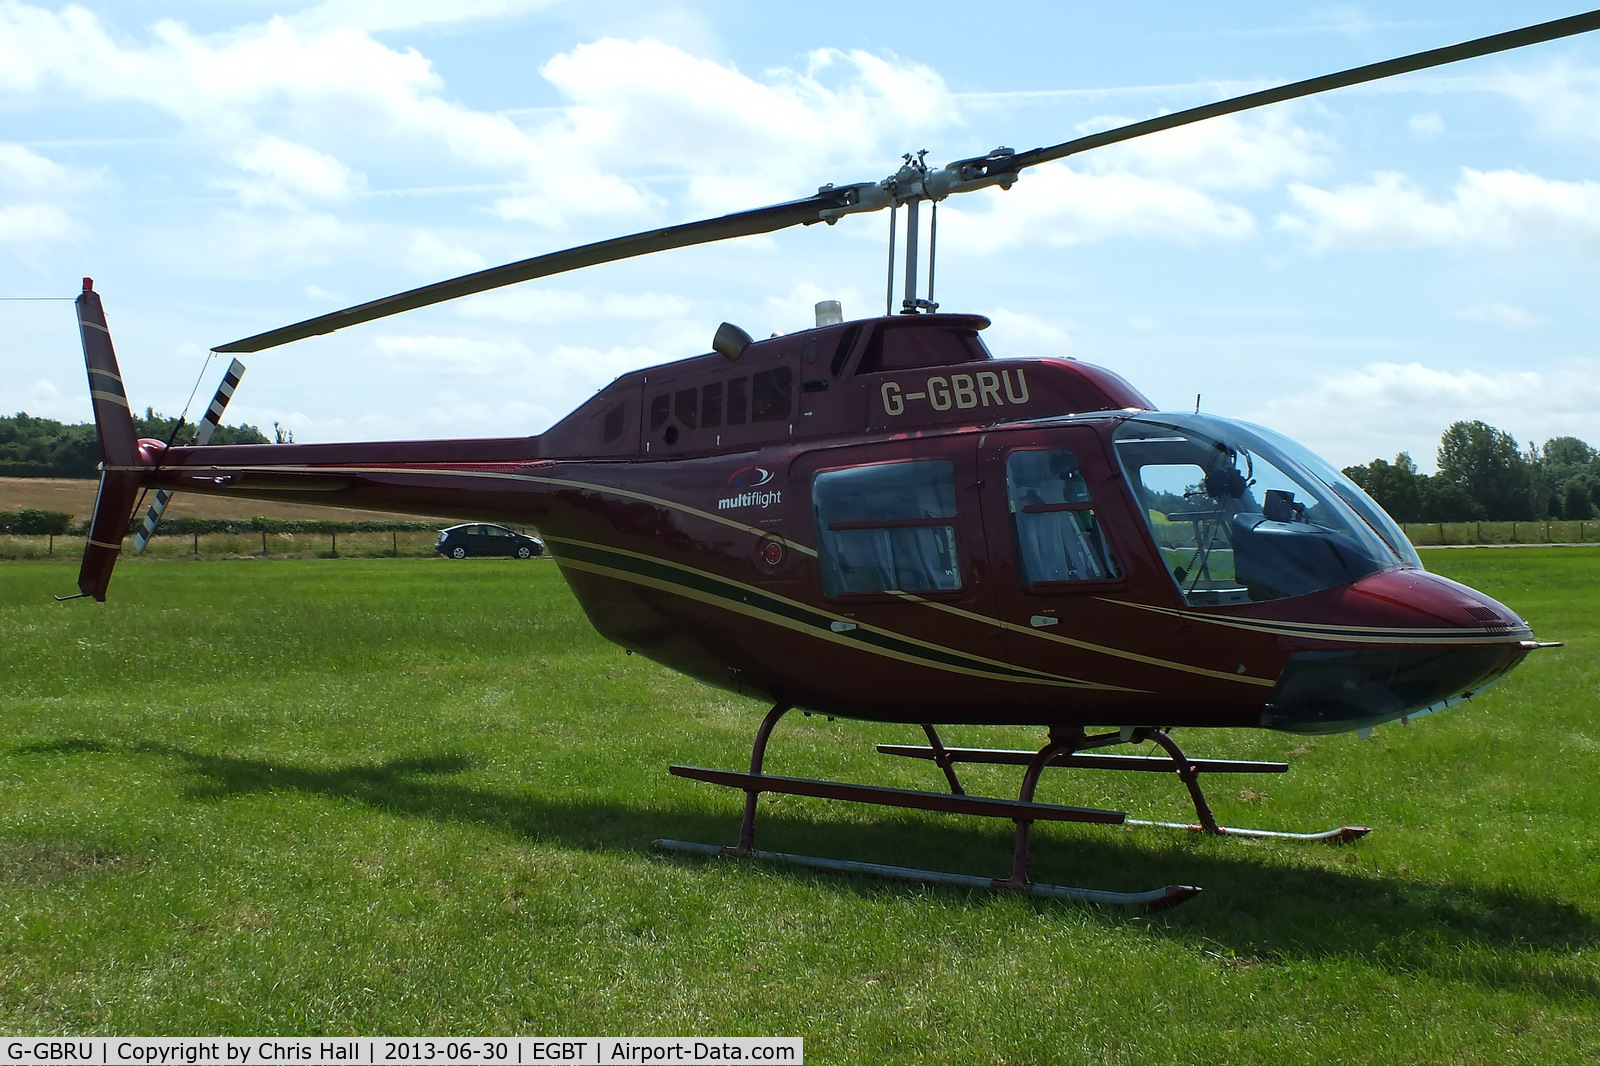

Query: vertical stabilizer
left=77, top=278, right=138, bottom=469
left=68, top=279, right=144, bottom=601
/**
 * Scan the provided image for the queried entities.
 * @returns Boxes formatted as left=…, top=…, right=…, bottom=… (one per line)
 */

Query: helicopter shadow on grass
left=12, top=737, right=1600, bottom=1002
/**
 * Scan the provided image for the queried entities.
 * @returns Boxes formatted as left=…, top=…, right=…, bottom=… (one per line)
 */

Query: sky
left=2, top=0, right=1598, bottom=473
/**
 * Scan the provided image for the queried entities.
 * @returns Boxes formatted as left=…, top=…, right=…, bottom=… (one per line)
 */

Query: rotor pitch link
left=653, top=839, right=1200, bottom=912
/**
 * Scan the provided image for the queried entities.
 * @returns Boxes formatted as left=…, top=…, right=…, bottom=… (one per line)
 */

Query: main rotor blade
left=215, top=192, right=850, bottom=353
left=1008, top=9, right=1600, bottom=171
left=217, top=9, right=1600, bottom=353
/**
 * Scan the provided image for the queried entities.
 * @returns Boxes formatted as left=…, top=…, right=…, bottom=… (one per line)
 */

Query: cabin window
left=831, top=325, right=862, bottom=377
left=602, top=404, right=625, bottom=443
left=1005, top=450, right=1118, bottom=585
left=727, top=377, right=748, bottom=425
left=751, top=367, right=793, bottom=422
left=813, top=460, right=961, bottom=596
left=1113, top=416, right=1402, bottom=606
left=856, top=327, right=990, bottom=374
left=674, top=387, right=698, bottom=429
left=649, top=394, right=669, bottom=431
left=702, top=383, right=723, bottom=428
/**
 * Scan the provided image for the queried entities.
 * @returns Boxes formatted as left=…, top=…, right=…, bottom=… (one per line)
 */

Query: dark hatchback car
left=435, top=523, right=545, bottom=559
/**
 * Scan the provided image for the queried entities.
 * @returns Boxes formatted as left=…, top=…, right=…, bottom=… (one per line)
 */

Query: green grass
left=1, top=550, right=1597, bottom=1061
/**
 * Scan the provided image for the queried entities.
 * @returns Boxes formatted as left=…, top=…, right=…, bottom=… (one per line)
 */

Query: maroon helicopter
left=66, top=11, right=1593, bottom=908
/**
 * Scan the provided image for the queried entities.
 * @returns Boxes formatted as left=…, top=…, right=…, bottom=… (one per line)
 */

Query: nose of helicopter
left=1261, top=568, right=1537, bottom=734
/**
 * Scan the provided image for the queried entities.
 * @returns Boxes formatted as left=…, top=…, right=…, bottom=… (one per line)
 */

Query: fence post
left=1437, top=521, right=1443, bottom=544
left=392, top=530, right=398, bottom=557
left=331, top=531, right=338, bottom=557
left=262, top=531, right=268, bottom=556
left=48, top=534, right=53, bottom=555
left=1475, top=522, right=1481, bottom=543
left=193, top=532, right=199, bottom=555
left=1511, top=522, right=1517, bottom=544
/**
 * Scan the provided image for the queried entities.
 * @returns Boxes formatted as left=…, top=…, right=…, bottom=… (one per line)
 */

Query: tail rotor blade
left=132, top=358, right=246, bottom=553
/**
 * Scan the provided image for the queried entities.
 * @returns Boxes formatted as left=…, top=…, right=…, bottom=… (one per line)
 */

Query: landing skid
left=652, top=839, right=1199, bottom=911
left=667, top=707, right=1391, bottom=909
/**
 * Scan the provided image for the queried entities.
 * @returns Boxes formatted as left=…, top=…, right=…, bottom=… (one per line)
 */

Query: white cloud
left=456, top=287, right=692, bottom=323
left=220, top=136, right=364, bottom=209
left=0, top=201, right=80, bottom=243
left=519, top=39, right=959, bottom=219
left=1408, top=112, right=1445, bottom=140
left=1081, top=110, right=1332, bottom=190
left=1455, top=303, right=1545, bottom=331
left=982, top=308, right=1072, bottom=359
left=291, top=0, right=559, bottom=34
left=939, top=163, right=1256, bottom=251
left=407, top=233, right=487, bottom=277
left=0, top=142, right=77, bottom=189
left=373, top=334, right=532, bottom=374
left=200, top=210, right=353, bottom=270
left=1490, top=63, right=1600, bottom=147
left=1247, top=361, right=1600, bottom=470
left=1277, top=169, right=1600, bottom=251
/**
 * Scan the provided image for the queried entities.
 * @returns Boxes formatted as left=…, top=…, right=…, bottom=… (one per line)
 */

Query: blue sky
left=2, top=1, right=1598, bottom=471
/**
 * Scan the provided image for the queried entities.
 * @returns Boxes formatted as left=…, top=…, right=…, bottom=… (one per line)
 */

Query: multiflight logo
left=720, top=467, right=781, bottom=511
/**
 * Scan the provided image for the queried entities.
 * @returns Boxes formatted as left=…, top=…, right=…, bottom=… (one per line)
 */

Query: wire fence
left=0, top=530, right=449, bottom=561
left=1400, top=520, right=1599, bottom=546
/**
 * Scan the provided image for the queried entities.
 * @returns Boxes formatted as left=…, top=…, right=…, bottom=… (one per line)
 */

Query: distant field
left=0, top=477, right=452, bottom=524
left=0, top=549, right=1595, bottom=1059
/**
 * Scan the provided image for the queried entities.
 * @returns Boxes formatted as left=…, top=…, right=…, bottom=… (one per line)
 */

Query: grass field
left=1, top=549, right=1596, bottom=1061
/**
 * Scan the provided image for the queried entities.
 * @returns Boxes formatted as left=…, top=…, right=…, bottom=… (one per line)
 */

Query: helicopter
left=63, top=10, right=1595, bottom=910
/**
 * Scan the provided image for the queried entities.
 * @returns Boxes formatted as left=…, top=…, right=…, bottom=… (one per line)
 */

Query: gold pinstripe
left=888, top=592, right=1278, bottom=688
left=547, top=536, right=1139, bottom=692
left=1099, top=597, right=1530, bottom=644
left=90, top=391, right=130, bottom=408
left=121, top=462, right=820, bottom=558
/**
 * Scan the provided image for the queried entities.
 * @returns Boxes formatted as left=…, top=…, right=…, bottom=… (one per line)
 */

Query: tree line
left=1342, top=421, right=1600, bottom=522
left=0, top=410, right=270, bottom=478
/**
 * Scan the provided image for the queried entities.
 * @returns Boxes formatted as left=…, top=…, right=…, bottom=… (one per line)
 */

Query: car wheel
left=516, top=545, right=531, bottom=559
left=451, top=546, right=467, bottom=559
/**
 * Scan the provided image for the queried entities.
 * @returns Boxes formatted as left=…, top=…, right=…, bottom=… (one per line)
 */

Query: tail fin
left=67, top=279, right=144, bottom=602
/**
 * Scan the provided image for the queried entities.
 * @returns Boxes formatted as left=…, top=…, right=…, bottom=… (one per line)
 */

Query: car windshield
left=1113, top=414, right=1419, bottom=606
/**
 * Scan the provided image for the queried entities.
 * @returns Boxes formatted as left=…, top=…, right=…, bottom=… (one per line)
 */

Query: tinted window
left=1005, top=450, right=1117, bottom=585
left=813, top=460, right=961, bottom=596
left=649, top=394, right=669, bottom=431
left=727, top=377, right=748, bottom=425
left=857, top=328, right=989, bottom=374
left=702, top=382, right=723, bottom=428
left=674, top=387, right=698, bottom=429
left=831, top=325, right=861, bottom=377
left=751, top=367, right=793, bottom=423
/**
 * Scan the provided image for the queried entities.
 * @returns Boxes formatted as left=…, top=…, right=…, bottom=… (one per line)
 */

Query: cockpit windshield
left=1113, top=414, right=1421, bottom=606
